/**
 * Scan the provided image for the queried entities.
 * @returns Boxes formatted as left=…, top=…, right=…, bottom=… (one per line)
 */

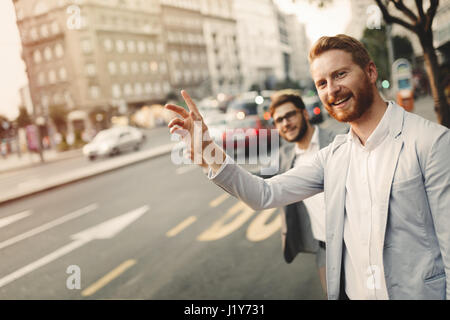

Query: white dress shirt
left=294, top=126, right=326, bottom=242
left=343, top=103, right=393, bottom=300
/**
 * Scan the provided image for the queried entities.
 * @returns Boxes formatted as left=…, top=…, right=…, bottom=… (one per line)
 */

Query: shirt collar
left=295, top=125, right=319, bottom=155
left=347, top=102, right=393, bottom=151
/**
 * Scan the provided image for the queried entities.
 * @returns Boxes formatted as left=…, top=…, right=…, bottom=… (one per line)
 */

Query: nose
left=327, top=80, right=341, bottom=102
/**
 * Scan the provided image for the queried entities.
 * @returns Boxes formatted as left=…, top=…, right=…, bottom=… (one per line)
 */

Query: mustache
left=327, top=93, right=352, bottom=105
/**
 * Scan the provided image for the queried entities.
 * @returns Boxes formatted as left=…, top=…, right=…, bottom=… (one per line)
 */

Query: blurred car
left=303, top=95, right=325, bottom=124
left=82, top=125, right=145, bottom=160
left=225, top=91, right=273, bottom=122
left=203, top=114, right=228, bottom=145
left=221, top=116, right=273, bottom=155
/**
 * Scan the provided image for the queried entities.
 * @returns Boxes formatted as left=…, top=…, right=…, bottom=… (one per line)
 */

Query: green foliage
left=49, top=104, right=68, bottom=134
left=393, top=35, right=414, bottom=62
left=361, top=25, right=390, bottom=82
left=16, top=107, right=32, bottom=128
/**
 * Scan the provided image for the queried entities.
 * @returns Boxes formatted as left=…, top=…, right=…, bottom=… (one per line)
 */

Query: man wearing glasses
left=269, top=90, right=340, bottom=297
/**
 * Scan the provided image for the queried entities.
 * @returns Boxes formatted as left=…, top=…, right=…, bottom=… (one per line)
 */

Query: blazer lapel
left=377, top=104, right=405, bottom=249
left=324, top=136, right=351, bottom=299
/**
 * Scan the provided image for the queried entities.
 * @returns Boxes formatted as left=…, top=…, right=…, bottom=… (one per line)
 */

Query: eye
left=317, top=80, right=326, bottom=88
left=336, top=71, right=346, bottom=78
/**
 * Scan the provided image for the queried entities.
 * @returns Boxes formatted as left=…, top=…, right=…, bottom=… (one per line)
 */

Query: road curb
left=0, top=143, right=177, bottom=205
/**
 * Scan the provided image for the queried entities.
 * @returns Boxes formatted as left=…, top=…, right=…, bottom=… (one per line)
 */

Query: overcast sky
left=0, top=0, right=351, bottom=121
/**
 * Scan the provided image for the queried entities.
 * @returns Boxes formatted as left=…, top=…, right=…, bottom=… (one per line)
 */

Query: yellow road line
left=209, top=193, right=230, bottom=208
left=81, top=259, right=136, bottom=297
left=166, top=216, right=197, bottom=237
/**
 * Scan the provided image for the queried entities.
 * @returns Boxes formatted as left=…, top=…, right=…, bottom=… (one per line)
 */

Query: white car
left=82, top=126, right=145, bottom=160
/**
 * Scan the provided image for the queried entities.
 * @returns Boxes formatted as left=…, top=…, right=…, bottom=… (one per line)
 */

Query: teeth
left=333, top=97, right=349, bottom=105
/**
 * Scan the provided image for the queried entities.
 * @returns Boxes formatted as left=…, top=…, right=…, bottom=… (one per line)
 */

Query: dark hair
left=269, top=90, right=305, bottom=116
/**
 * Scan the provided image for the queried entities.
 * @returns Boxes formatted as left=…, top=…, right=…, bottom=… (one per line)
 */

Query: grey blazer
left=209, top=103, right=450, bottom=299
left=278, top=127, right=337, bottom=263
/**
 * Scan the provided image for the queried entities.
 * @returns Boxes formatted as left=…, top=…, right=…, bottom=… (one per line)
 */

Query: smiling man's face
left=273, top=102, right=308, bottom=143
left=311, top=49, right=376, bottom=123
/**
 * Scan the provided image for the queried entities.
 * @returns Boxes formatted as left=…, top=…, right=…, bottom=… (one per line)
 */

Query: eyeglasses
left=273, top=110, right=299, bottom=125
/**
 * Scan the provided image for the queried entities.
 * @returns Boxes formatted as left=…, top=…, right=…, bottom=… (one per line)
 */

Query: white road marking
left=209, top=193, right=230, bottom=208
left=166, top=216, right=197, bottom=237
left=0, top=205, right=148, bottom=289
left=0, top=203, right=98, bottom=251
left=0, top=210, right=32, bottom=229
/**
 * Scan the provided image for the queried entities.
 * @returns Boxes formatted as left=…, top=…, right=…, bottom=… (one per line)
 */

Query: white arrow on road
left=0, top=205, right=149, bottom=289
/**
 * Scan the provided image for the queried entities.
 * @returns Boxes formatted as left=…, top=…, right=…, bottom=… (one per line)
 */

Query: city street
left=0, top=153, right=324, bottom=300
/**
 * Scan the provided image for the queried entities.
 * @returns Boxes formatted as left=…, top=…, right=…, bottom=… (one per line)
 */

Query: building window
left=171, top=51, right=179, bottom=62
left=156, top=42, right=164, bottom=54
left=59, top=67, right=67, bottom=81
left=86, top=64, right=96, bottom=77
left=144, top=82, right=152, bottom=94
left=182, top=51, right=189, bottom=63
left=138, top=41, right=146, bottom=54
left=108, top=61, right=117, bottom=75
left=124, top=83, right=133, bottom=96
left=54, top=44, right=64, bottom=58
left=134, top=83, right=143, bottom=96
left=131, top=61, right=139, bottom=74
left=51, top=21, right=60, bottom=35
left=89, top=86, right=100, bottom=99
left=40, top=24, right=49, bottom=38
left=44, top=47, right=53, bottom=61
left=153, top=83, right=161, bottom=94
left=81, top=39, right=93, bottom=54
left=33, top=50, right=42, bottom=64
left=141, top=61, right=149, bottom=74
left=103, top=38, right=113, bottom=52
left=120, top=61, right=128, bottom=75
left=112, top=84, right=121, bottom=98
left=150, top=61, right=158, bottom=73
left=127, top=40, right=136, bottom=53
left=116, top=40, right=125, bottom=53
left=163, top=82, right=170, bottom=93
left=48, top=70, right=57, bottom=84
left=160, top=62, right=167, bottom=74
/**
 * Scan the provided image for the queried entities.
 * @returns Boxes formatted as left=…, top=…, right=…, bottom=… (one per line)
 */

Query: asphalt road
left=0, top=152, right=326, bottom=300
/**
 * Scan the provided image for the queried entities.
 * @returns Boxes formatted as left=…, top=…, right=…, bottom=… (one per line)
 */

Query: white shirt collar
left=295, top=125, right=319, bottom=155
left=347, top=102, right=393, bottom=151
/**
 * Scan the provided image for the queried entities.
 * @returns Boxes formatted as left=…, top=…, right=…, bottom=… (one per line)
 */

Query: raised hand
left=165, top=90, right=214, bottom=167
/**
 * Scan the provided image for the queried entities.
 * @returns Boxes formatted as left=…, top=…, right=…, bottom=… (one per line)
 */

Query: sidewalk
left=0, top=148, right=82, bottom=174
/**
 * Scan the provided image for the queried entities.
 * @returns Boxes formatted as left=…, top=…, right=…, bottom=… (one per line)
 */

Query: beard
left=284, top=114, right=308, bottom=143
left=324, top=75, right=374, bottom=123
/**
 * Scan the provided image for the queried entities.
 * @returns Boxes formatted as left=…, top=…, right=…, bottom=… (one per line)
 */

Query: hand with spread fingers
left=165, top=90, right=225, bottom=170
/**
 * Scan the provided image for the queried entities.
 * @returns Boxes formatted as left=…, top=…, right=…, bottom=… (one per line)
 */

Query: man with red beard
left=166, top=34, right=449, bottom=300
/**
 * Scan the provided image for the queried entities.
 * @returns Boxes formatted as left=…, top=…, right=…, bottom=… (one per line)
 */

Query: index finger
left=181, top=90, right=200, bottom=115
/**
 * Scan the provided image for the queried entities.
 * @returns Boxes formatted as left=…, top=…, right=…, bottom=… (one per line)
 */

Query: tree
left=361, top=25, right=390, bottom=84
left=16, top=106, right=32, bottom=128
left=49, top=104, right=68, bottom=135
left=375, top=0, right=449, bottom=127
left=393, top=35, right=414, bottom=62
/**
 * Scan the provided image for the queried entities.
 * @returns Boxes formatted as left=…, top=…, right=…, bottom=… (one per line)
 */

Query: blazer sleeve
left=208, top=145, right=328, bottom=211
left=424, top=129, right=450, bottom=299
